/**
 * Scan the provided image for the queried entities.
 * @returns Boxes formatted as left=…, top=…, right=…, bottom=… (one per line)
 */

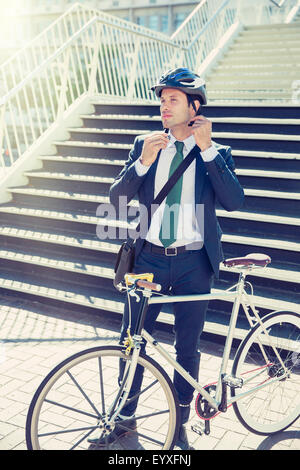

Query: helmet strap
left=187, top=95, right=202, bottom=116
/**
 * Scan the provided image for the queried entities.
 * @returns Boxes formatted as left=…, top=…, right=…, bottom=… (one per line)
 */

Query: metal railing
left=0, top=0, right=299, bottom=173
left=0, top=1, right=230, bottom=171
left=236, top=0, right=300, bottom=25
left=0, top=12, right=185, bottom=169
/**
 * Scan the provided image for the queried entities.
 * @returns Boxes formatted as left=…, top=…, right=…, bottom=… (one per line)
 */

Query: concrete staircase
left=206, top=22, right=300, bottom=102
left=0, top=100, right=299, bottom=340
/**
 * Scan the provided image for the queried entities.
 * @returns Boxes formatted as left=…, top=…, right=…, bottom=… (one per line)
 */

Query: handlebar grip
left=136, top=279, right=161, bottom=292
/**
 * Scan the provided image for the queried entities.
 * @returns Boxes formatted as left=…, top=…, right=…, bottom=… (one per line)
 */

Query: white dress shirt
left=134, top=132, right=218, bottom=247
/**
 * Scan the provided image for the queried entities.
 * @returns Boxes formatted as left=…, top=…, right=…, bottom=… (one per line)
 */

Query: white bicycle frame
left=111, top=269, right=293, bottom=422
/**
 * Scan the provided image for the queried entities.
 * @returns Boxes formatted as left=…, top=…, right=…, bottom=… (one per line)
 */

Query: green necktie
left=159, top=141, right=184, bottom=247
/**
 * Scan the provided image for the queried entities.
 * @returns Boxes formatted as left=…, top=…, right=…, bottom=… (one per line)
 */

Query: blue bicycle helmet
left=151, top=67, right=207, bottom=105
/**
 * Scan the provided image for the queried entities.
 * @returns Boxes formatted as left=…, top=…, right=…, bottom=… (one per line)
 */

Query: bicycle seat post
left=215, top=269, right=247, bottom=404
left=238, top=270, right=247, bottom=290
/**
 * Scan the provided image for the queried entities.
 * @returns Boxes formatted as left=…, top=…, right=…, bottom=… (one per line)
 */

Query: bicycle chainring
left=195, top=384, right=218, bottom=419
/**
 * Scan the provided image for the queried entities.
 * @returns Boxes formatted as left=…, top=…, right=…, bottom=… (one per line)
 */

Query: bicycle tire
left=26, top=345, right=179, bottom=450
left=231, top=311, right=300, bottom=435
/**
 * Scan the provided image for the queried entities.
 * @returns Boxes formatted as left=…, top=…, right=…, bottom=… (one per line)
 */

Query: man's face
left=160, top=88, right=195, bottom=130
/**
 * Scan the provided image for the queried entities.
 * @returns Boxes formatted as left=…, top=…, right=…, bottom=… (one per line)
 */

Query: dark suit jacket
left=109, top=134, right=244, bottom=278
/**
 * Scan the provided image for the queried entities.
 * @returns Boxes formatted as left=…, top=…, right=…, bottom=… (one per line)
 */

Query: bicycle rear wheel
left=26, top=345, right=179, bottom=450
left=232, top=311, right=300, bottom=435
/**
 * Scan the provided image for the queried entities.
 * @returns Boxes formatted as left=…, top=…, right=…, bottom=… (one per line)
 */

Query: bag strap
left=128, top=145, right=198, bottom=243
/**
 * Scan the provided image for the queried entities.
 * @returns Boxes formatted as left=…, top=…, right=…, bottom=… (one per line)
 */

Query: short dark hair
left=186, top=94, right=202, bottom=114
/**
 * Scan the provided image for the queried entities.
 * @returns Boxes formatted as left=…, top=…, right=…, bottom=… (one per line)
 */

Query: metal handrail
left=0, top=2, right=169, bottom=76
left=269, top=0, right=286, bottom=7
left=188, top=0, right=231, bottom=48
left=0, top=17, right=183, bottom=110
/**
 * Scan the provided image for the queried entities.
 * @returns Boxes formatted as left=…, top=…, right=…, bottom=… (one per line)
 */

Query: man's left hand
left=190, top=115, right=212, bottom=152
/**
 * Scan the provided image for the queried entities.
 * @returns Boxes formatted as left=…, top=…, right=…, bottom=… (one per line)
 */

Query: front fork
left=108, top=288, right=151, bottom=422
left=109, top=339, right=143, bottom=422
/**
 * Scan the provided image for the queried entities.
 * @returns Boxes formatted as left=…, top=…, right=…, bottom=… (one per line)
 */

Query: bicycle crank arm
left=219, top=373, right=243, bottom=413
left=191, top=419, right=211, bottom=436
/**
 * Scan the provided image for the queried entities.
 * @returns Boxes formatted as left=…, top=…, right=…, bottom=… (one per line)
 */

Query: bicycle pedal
left=222, top=374, right=243, bottom=389
left=191, top=421, right=205, bottom=436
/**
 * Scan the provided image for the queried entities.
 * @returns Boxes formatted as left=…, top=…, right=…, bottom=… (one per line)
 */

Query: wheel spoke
left=38, top=425, right=98, bottom=437
left=98, top=356, right=106, bottom=415
left=124, top=379, right=159, bottom=407
left=66, top=369, right=101, bottom=418
left=44, top=398, right=99, bottom=420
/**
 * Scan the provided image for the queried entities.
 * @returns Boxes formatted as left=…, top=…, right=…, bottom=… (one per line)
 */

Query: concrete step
left=242, top=187, right=300, bottom=216
left=218, top=55, right=300, bottom=65
left=218, top=209, right=300, bottom=243
left=56, top=131, right=300, bottom=154
left=90, top=102, right=300, bottom=119
left=236, top=31, right=300, bottom=42
left=208, top=69, right=300, bottom=79
left=54, top=140, right=131, bottom=159
left=207, top=90, right=294, bottom=102
left=39, top=155, right=124, bottom=167
left=23, top=170, right=116, bottom=194
left=216, top=63, right=300, bottom=72
left=213, top=132, right=300, bottom=154
left=224, top=48, right=300, bottom=59
left=230, top=39, right=300, bottom=50
left=206, top=79, right=296, bottom=91
left=80, top=114, right=300, bottom=136
left=243, top=23, right=300, bottom=31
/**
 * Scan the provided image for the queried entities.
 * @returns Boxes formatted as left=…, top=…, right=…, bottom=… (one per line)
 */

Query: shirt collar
left=168, top=131, right=196, bottom=153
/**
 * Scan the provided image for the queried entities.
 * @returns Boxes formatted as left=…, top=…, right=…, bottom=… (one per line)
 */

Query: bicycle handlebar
left=136, top=279, right=161, bottom=292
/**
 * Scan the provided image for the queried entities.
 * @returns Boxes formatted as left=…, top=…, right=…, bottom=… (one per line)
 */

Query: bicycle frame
left=114, top=270, right=290, bottom=421
left=145, top=270, right=246, bottom=410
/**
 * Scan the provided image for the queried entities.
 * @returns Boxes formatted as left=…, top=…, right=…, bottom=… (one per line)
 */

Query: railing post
left=0, top=104, right=6, bottom=171
left=88, top=22, right=101, bottom=96
left=127, top=37, right=141, bottom=100
left=56, top=47, right=71, bottom=124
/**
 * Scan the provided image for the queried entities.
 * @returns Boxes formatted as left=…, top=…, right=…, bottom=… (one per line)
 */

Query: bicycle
left=26, top=252, right=300, bottom=450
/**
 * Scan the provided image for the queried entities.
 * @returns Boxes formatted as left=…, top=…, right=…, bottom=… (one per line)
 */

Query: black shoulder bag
left=113, top=147, right=197, bottom=290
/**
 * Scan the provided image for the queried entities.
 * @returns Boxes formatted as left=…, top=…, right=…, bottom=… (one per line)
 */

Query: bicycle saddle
left=223, top=253, right=271, bottom=268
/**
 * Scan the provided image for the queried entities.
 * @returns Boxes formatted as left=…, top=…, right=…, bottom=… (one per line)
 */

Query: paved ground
left=0, top=293, right=299, bottom=451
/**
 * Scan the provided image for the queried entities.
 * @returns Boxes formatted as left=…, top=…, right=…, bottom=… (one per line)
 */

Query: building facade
left=0, top=0, right=199, bottom=64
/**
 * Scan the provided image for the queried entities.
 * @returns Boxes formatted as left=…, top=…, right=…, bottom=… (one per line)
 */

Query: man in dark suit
left=90, top=68, right=244, bottom=449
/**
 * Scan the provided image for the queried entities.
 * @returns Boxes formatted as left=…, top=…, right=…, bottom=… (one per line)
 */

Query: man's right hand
left=139, top=132, right=169, bottom=166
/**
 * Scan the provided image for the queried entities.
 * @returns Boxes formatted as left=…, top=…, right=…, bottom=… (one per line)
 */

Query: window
left=174, top=13, right=186, bottom=30
left=136, top=16, right=147, bottom=27
left=148, top=15, right=159, bottom=31
left=161, top=15, right=168, bottom=33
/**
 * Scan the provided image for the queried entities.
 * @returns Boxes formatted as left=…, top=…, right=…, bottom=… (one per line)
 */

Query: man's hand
left=190, top=115, right=212, bottom=152
left=140, top=132, right=169, bottom=166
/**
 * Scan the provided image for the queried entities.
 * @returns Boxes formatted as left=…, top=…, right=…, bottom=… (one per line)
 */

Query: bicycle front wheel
left=26, top=345, right=179, bottom=450
left=232, top=311, right=300, bottom=435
